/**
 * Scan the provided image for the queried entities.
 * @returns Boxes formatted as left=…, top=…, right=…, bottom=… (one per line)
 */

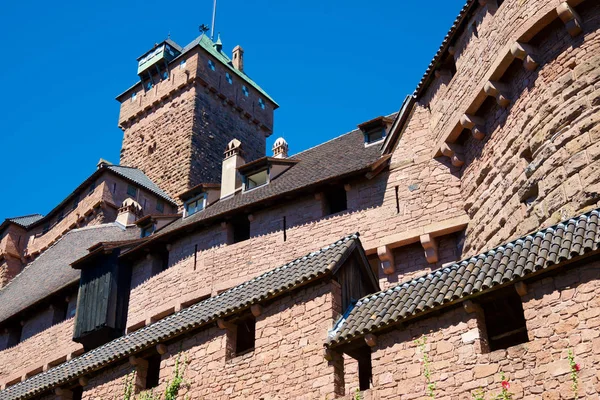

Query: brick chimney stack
left=232, top=45, right=244, bottom=72
left=220, top=139, right=245, bottom=199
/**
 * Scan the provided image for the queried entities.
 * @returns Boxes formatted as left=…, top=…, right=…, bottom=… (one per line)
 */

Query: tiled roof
left=125, top=128, right=387, bottom=256
left=5, top=215, right=44, bottom=228
left=0, top=234, right=362, bottom=400
left=327, top=209, right=600, bottom=347
left=413, top=0, right=478, bottom=98
left=107, top=165, right=176, bottom=204
left=0, top=224, right=139, bottom=324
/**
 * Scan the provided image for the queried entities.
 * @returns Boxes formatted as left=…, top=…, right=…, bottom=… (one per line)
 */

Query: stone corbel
left=460, top=114, right=486, bottom=140
left=515, top=281, right=528, bottom=297
left=156, top=344, right=168, bottom=355
left=420, top=234, right=439, bottom=264
left=377, top=245, right=395, bottom=275
left=557, top=2, right=583, bottom=37
left=484, top=81, right=511, bottom=108
left=217, top=318, right=236, bottom=331
left=250, top=304, right=263, bottom=317
left=510, top=42, right=540, bottom=71
left=364, top=333, right=377, bottom=347
left=440, top=142, right=465, bottom=167
left=55, top=388, right=74, bottom=400
left=323, top=348, right=334, bottom=361
left=463, top=300, right=483, bottom=314
left=78, top=376, right=89, bottom=387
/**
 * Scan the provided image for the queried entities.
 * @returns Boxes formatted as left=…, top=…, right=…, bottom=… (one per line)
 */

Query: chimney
left=116, top=198, right=143, bottom=226
left=272, top=137, right=289, bottom=158
left=220, top=139, right=245, bottom=199
left=232, top=45, right=244, bottom=72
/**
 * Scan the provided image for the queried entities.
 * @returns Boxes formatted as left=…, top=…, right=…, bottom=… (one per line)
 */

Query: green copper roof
left=189, top=34, right=277, bottom=106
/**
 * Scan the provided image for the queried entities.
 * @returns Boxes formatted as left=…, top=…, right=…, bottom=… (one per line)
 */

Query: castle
left=1, top=0, right=599, bottom=398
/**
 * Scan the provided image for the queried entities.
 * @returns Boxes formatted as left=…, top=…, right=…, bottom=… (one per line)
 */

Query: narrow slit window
left=235, top=315, right=256, bottom=355
left=145, top=354, right=162, bottom=389
left=72, top=386, right=83, bottom=400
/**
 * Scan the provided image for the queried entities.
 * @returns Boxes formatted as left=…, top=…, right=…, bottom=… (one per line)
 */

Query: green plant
left=471, top=373, right=513, bottom=400
left=121, top=352, right=188, bottom=400
left=472, top=388, right=485, bottom=400
left=568, top=349, right=581, bottom=399
left=353, top=387, right=362, bottom=400
left=414, top=335, right=435, bottom=398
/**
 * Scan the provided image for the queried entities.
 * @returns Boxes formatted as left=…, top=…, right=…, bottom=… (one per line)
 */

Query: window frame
left=184, top=193, right=207, bottom=217
left=243, top=168, right=269, bottom=192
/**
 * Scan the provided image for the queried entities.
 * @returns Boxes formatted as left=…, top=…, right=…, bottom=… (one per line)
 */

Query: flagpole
left=211, top=0, right=218, bottom=40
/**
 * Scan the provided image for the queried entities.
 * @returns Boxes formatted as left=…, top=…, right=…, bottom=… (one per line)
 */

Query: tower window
left=127, top=184, right=137, bottom=198
left=226, top=72, right=233, bottom=84
left=242, top=85, right=249, bottom=97
left=258, top=98, right=265, bottom=110
left=208, top=59, right=216, bottom=71
left=323, top=185, right=347, bottom=216
left=481, top=287, right=529, bottom=351
left=235, top=315, right=256, bottom=355
left=179, top=60, right=186, bottom=69
left=131, top=92, right=137, bottom=102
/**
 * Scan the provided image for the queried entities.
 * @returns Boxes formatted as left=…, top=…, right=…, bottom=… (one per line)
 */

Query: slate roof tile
left=6, top=215, right=45, bottom=228
left=107, top=165, right=175, bottom=204
left=0, top=224, right=139, bottom=324
left=125, top=128, right=386, bottom=254
left=327, top=209, right=600, bottom=347
left=0, top=233, right=361, bottom=400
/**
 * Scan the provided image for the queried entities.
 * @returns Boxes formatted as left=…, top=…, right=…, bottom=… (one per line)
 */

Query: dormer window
left=244, top=169, right=269, bottom=190
left=140, top=223, right=155, bottom=238
left=238, top=157, right=299, bottom=193
left=184, top=194, right=206, bottom=217
left=358, top=116, right=393, bottom=145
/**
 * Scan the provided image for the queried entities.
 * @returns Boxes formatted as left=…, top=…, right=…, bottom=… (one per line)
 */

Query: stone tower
left=116, top=35, right=277, bottom=201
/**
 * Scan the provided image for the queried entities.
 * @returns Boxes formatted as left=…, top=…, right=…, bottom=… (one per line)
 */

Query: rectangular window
left=323, top=185, right=347, bottom=216
left=145, top=354, right=162, bottom=389
left=244, top=169, right=268, bottom=191
left=364, top=129, right=385, bottom=143
left=156, top=200, right=164, bottom=213
left=72, top=386, right=83, bottom=400
left=184, top=195, right=206, bottom=217
left=235, top=315, right=256, bottom=355
left=230, top=216, right=250, bottom=244
left=481, top=287, right=529, bottom=351
left=141, top=224, right=155, bottom=238
left=127, top=184, right=137, bottom=198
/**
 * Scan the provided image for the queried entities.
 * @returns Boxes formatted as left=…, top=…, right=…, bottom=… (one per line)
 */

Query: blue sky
left=0, top=0, right=465, bottom=220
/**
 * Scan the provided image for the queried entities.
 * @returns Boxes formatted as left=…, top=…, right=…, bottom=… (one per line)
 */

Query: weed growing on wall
left=414, top=335, right=435, bottom=398
left=568, top=349, right=581, bottom=399
left=122, top=352, right=188, bottom=400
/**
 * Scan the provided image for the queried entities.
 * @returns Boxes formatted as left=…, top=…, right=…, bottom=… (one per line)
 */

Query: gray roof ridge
left=7, top=213, right=44, bottom=220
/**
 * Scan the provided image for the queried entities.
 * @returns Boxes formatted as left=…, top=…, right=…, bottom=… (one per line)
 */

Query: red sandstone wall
left=460, top=2, right=600, bottom=256
left=0, top=318, right=82, bottom=385
left=85, top=282, right=341, bottom=399
left=357, top=260, right=600, bottom=399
